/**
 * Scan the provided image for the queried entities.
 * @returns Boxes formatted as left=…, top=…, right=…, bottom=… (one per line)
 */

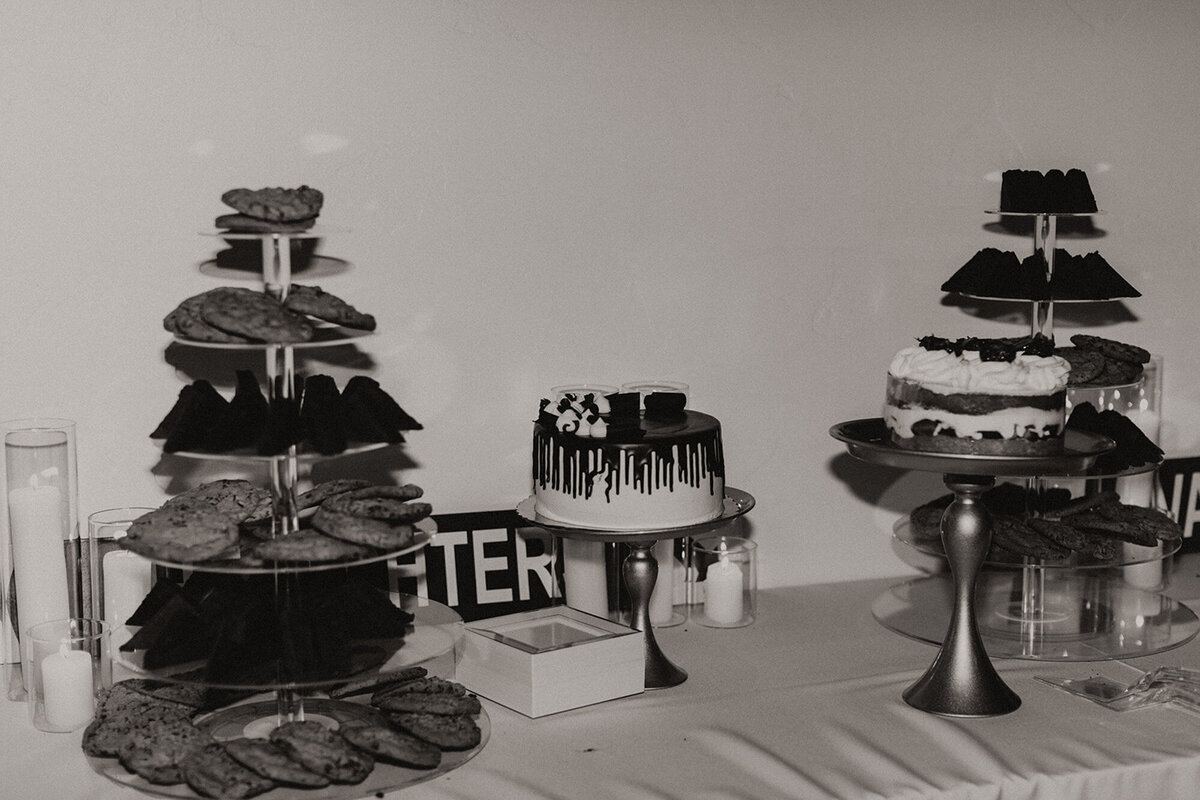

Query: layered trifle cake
left=532, top=389, right=725, bottom=530
left=884, top=336, right=1071, bottom=455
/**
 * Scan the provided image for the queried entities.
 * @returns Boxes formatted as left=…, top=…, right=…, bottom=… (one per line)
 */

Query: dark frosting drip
left=533, top=411, right=724, bottom=503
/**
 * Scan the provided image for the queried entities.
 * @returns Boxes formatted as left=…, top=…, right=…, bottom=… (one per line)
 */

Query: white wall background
left=3, top=1, right=1198, bottom=589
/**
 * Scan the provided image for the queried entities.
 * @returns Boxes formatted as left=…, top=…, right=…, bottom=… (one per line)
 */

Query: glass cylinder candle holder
left=1065, top=360, right=1161, bottom=441
left=690, top=534, right=756, bottom=628
left=85, top=508, right=155, bottom=627
left=551, top=384, right=619, bottom=402
left=1064, top=356, right=1165, bottom=589
left=2, top=419, right=80, bottom=699
left=85, top=508, right=155, bottom=680
left=24, top=617, right=108, bottom=732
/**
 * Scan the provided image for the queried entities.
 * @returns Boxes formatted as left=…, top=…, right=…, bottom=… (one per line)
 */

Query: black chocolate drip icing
left=532, top=411, right=724, bottom=503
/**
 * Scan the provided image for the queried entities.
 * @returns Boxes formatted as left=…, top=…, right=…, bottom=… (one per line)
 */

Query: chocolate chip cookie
left=388, top=712, right=482, bottom=751
left=340, top=724, right=442, bottom=769
left=283, top=284, right=376, bottom=331
left=122, top=505, right=240, bottom=563
left=215, top=212, right=315, bottom=233
left=221, top=186, right=324, bottom=223
left=179, top=742, right=277, bottom=798
left=269, top=721, right=374, bottom=785
left=161, top=479, right=272, bottom=524
left=312, top=507, right=417, bottom=550
left=223, top=737, right=330, bottom=788
left=165, top=292, right=245, bottom=343
left=329, top=665, right=429, bottom=700
left=322, top=485, right=429, bottom=523
left=374, top=692, right=482, bottom=716
left=1070, top=334, right=1151, bottom=365
left=117, top=717, right=213, bottom=785
left=200, top=287, right=315, bottom=344
left=253, top=529, right=372, bottom=563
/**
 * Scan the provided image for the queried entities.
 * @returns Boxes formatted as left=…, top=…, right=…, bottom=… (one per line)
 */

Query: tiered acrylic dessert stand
left=94, top=229, right=488, bottom=798
left=517, top=487, right=755, bottom=689
left=855, top=199, right=1198, bottom=711
left=831, top=419, right=1112, bottom=716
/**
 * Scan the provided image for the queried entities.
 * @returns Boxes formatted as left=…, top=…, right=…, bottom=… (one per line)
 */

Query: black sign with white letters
left=392, top=510, right=562, bottom=621
left=1159, top=457, right=1200, bottom=554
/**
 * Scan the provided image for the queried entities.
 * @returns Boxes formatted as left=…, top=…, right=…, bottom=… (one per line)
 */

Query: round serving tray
left=200, top=255, right=351, bottom=281
left=515, top=487, right=755, bottom=542
left=90, top=698, right=487, bottom=800
left=985, top=209, right=1104, bottom=217
left=170, top=325, right=373, bottom=351
left=872, top=571, right=1199, bottom=661
left=200, top=225, right=347, bottom=241
left=168, top=439, right=394, bottom=464
left=949, top=292, right=1138, bottom=304
left=829, top=418, right=1113, bottom=477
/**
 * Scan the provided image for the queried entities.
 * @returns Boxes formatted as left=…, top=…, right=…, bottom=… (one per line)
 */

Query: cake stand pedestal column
left=622, top=538, right=688, bottom=688
left=517, top=489, right=755, bottom=690
left=831, top=419, right=1112, bottom=717
left=902, top=474, right=1019, bottom=716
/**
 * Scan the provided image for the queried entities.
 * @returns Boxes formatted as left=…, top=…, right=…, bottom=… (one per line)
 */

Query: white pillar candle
left=41, top=643, right=94, bottom=729
left=9, top=477, right=70, bottom=632
left=102, top=550, right=154, bottom=629
left=562, top=539, right=608, bottom=618
left=704, top=554, right=744, bottom=625
left=1118, top=472, right=1164, bottom=590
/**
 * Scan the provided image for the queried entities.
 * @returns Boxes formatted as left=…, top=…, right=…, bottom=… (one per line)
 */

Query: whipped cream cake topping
left=888, top=336, right=1070, bottom=396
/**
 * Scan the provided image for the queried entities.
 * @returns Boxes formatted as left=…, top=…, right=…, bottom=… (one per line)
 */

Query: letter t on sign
left=428, top=530, right=468, bottom=607
left=472, top=528, right=513, bottom=605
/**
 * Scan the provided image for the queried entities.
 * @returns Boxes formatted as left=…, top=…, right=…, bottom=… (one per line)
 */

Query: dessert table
left=6, top=570, right=1200, bottom=800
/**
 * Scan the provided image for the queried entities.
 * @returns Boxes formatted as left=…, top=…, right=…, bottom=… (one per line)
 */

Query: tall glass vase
left=1, top=419, right=80, bottom=699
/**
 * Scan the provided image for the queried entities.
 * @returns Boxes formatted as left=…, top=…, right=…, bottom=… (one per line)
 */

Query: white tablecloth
left=6, top=575, right=1200, bottom=800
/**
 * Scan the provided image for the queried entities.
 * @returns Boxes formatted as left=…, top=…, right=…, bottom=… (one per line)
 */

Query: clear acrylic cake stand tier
left=830, top=419, right=1113, bottom=717
left=101, top=703, right=489, bottom=800
left=516, top=488, right=755, bottom=689
left=872, top=570, right=1200, bottom=663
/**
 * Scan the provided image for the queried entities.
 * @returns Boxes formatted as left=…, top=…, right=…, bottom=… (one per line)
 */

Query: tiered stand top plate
left=170, top=327, right=373, bottom=350
left=516, top=487, right=755, bottom=542
left=830, top=418, right=1112, bottom=476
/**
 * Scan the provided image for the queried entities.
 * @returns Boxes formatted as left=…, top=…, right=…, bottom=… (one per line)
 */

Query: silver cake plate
left=832, top=419, right=1112, bottom=717
left=517, top=489, right=755, bottom=689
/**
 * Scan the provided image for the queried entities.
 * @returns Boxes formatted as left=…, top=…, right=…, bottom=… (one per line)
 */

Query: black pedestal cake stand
left=517, top=488, right=755, bottom=689
left=831, top=419, right=1112, bottom=717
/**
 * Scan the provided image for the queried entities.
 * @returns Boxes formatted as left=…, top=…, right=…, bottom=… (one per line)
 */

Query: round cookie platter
left=92, top=189, right=484, bottom=797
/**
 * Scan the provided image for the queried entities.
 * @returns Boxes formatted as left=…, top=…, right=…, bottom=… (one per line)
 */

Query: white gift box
left=456, top=606, right=644, bottom=717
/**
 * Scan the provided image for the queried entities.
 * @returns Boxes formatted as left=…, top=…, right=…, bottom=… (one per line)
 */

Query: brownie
left=300, top=374, right=347, bottom=455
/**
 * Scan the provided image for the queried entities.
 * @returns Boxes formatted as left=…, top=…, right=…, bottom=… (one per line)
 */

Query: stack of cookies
left=164, top=284, right=375, bottom=345
left=215, top=185, right=325, bottom=234
left=84, top=670, right=485, bottom=797
left=120, top=479, right=431, bottom=567
left=1054, top=334, right=1152, bottom=388
left=909, top=482, right=1181, bottom=564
